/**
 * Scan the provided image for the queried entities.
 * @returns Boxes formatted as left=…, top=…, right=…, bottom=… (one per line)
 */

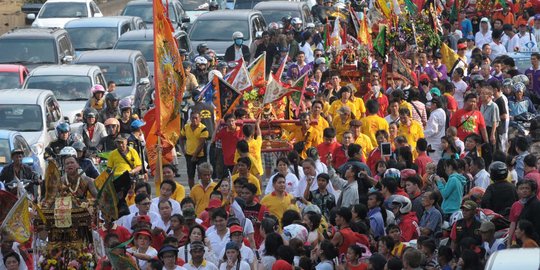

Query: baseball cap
left=227, top=217, right=241, bottom=227
left=272, top=260, right=293, bottom=270
left=477, top=221, right=496, bottom=233
left=401, top=169, right=416, bottom=180
left=134, top=229, right=152, bottom=239
left=229, top=225, right=243, bottom=234
left=206, top=198, right=222, bottom=210
left=10, top=149, right=24, bottom=156
left=429, top=87, right=442, bottom=97
left=461, top=200, right=478, bottom=210
left=136, top=215, right=151, bottom=224
left=457, top=42, right=467, bottom=50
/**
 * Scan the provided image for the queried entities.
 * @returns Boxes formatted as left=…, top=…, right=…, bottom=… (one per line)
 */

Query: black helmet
left=105, top=92, right=119, bottom=102
left=489, top=161, right=508, bottom=181
left=209, top=1, right=219, bottom=10
left=72, top=141, right=87, bottom=153
left=82, top=108, right=98, bottom=121
left=197, top=43, right=208, bottom=54
left=281, top=15, right=292, bottom=24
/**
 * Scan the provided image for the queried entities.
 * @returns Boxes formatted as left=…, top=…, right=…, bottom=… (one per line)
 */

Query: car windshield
left=190, top=19, right=249, bottom=41
left=83, top=63, right=134, bottom=86
left=0, top=39, right=56, bottom=64
left=0, top=105, right=43, bottom=132
left=115, top=41, right=153, bottom=62
left=235, top=0, right=261, bottom=9
left=182, top=0, right=208, bottom=11
left=123, top=3, right=177, bottom=24
left=67, top=27, right=118, bottom=50
left=0, top=72, right=22, bottom=88
left=39, top=2, right=88, bottom=18
left=260, top=9, right=300, bottom=24
left=25, top=76, right=91, bottom=101
left=0, top=139, right=10, bottom=165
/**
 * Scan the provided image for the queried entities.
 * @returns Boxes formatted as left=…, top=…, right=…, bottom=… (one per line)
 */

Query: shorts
left=185, top=154, right=206, bottom=179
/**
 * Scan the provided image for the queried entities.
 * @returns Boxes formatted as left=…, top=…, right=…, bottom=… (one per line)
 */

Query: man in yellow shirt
left=260, top=173, right=299, bottom=220
left=107, top=134, right=142, bottom=178
left=398, top=107, right=424, bottom=151
left=349, top=119, right=374, bottom=161
left=189, top=162, right=217, bottom=215
left=282, top=113, right=322, bottom=159
left=310, top=100, right=329, bottom=142
left=361, top=100, right=389, bottom=146
left=348, top=84, right=366, bottom=118
left=234, top=118, right=263, bottom=178
left=180, top=112, right=210, bottom=189
left=328, top=86, right=357, bottom=119
left=332, top=106, right=353, bottom=140
left=231, top=157, right=262, bottom=195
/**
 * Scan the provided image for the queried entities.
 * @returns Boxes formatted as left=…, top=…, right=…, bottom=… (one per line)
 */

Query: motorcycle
left=508, top=112, right=538, bottom=138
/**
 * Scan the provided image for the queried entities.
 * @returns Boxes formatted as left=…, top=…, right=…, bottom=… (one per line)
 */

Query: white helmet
left=268, top=22, right=279, bottom=30
left=232, top=31, right=244, bottom=40
left=291, top=17, right=302, bottom=25
left=208, top=70, right=223, bottom=81
left=59, top=146, right=77, bottom=157
left=390, top=195, right=412, bottom=214
left=513, top=74, right=530, bottom=86
left=194, top=56, right=208, bottom=65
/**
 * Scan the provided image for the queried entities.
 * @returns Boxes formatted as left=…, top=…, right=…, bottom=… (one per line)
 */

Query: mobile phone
left=381, top=142, right=392, bottom=156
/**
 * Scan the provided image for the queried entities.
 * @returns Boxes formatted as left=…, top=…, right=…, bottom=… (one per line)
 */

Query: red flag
left=274, top=52, right=288, bottom=82
left=0, top=190, right=17, bottom=224
left=142, top=108, right=175, bottom=172
left=227, top=57, right=252, bottom=92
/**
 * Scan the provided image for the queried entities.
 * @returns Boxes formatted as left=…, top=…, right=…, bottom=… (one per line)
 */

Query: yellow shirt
left=328, top=100, right=357, bottom=119
left=190, top=181, right=218, bottom=215
left=351, top=97, right=366, bottom=118
left=282, top=125, right=322, bottom=158
left=234, top=137, right=263, bottom=176
left=107, top=147, right=142, bottom=177
left=398, top=120, right=424, bottom=150
left=260, top=192, right=299, bottom=220
left=399, top=101, right=414, bottom=117
left=232, top=173, right=262, bottom=195
left=311, top=115, right=329, bottom=142
left=360, top=115, right=390, bottom=146
left=332, top=117, right=352, bottom=141
left=322, top=101, right=331, bottom=116
left=180, top=123, right=209, bottom=157
left=172, top=182, right=186, bottom=202
left=355, top=133, right=374, bottom=161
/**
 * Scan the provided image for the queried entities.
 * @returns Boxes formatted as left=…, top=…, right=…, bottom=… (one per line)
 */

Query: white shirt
left=206, top=228, right=230, bottom=258
left=474, top=169, right=491, bottom=190
left=482, top=238, right=506, bottom=257
left=218, top=243, right=255, bottom=264
left=117, top=210, right=160, bottom=232
left=184, top=261, right=219, bottom=270
left=179, top=245, right=219, bottom=266
left=127, top=246, right=158, bottom=270
left=288, top=165, right=305, bottom=181
left=219, top=260, right=251, bottom=270
left=506, top=34, right=519, bottom=52
left=518, top=32, right=539, bottom=52
left=151, top=197, right=182, bottom=215
left=452, top=79, right=468, bottom=109
left=489, top=41, right=507, bottom=60
left=153, top=217, right=171, bottom=231
left=299, top=42, right=314, bottom=63
left=205, top=219, right=254, bottom=237
left=265, top=172, right=299, bottom=195
left=314, top=159, right=328, bottom=174
left=0, top=243, right=27, bottom=270
left=475, top=30, right=493, bottom=48
left=424, top=108, right=446, bottom=149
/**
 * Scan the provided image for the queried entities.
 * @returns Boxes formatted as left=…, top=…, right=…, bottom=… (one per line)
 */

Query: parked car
left=28, top=0, right=103, bottom=28
left=253, top=1, right=313, bottom=27
left=485, top=248, right=540, bottom=270
left=0, top=130, right=43, bottom=176
left=188, top=10, right=266, bottom=58
left=65, top=16, right=144, bottom=55
left=0, top=28, right=75, bottom=70
left=0, top=64, right=29, bottom=89
left=23, top=65, right=107, bottom=123
left=121, top=0, right=190, bottom=30
left=0, top=89, right=64, bottom=173
left=113, top=29, right=192, bottom=78
left=73, top=49, right=151, bottom=114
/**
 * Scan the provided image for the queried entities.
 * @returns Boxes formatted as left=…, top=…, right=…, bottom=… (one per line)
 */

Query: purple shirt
left=434, top=63, right=448, bottom=81
left=525, top=67, right=540, bottom=97
left=415, top=64, right=438, bottom=80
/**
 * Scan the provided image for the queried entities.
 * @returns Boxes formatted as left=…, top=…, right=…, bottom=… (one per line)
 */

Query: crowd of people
left=3, top=0, right=540, bottom=269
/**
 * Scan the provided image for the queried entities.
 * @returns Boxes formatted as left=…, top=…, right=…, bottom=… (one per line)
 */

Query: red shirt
left=449, top=109, right=486, bottom=141
left=415, top=152, right=433, bottom=177
left=524, top=171, right=540, bottom=199
left=509, top=201, right=524, bottom=223
left=98, top=224, right=131, bottom=243
left=338, top=227, right=370, bottom=257
left=348, top=263, right=368, bottom=270
left=444, top=93, right=458, bottom=112
left=399, top=212, right=419, bottom=242
left=332, top=146, right=348, bottom=169
left=215, top=127, right=243, bottom=166
left=317, top=141, right=341, bottom=165
left=367, top=148, right=383, bottom=175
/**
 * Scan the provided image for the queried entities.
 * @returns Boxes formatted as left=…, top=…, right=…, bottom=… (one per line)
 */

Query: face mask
left=234, top=38, right=243, bottom=46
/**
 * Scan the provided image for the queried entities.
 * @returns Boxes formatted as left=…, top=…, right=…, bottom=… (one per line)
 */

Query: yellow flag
left=0, top=196, right=31, bottom=243
left=248, top=52, right=266, bottom=88
left=440, top=42, right=460, bottom=73
left=377, top=0, right=391, bottom=18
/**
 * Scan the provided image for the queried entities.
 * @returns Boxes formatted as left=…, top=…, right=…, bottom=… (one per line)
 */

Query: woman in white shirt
left=178, top=224, right=219, bottom=266
left=127, top=229, right=158, bottom=270
left=265, top=157, right=299, bottom=195
left=219, top=242, right=251, bottom=270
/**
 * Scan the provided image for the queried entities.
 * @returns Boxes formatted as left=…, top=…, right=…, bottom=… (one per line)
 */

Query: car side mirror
left=26, top=14, right=36, bottom=20
left=62, top=55, right=74, bottom=63
left=139, top=78, right=150, bottom=85
left=22, top=157, right=34, bottom=167
left=182, top=16, right=191, bottom=23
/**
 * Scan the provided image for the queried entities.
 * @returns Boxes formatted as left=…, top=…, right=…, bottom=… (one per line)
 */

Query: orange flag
left=358, top=12, right=372, bottom=49
left=248, top=52, right=266, bottom=88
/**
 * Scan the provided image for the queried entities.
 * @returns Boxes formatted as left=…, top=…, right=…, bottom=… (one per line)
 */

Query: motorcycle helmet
left=105, top=92, right=120, bottom=107
left=513, top=74, right=530, bottom=86
left=514, top=82, right=526, bottom=93
left=119, top=98, right=132, bottom=111
left=82, top=108, right=98, bottom=122
left=390, top=195, right=412, bottom=214
left=130, top=119, right=145, bottom=130
left=59, top=146, right=77, bottom=157
left=104, top=117, right=120, bottom=127
left=72, top=141, right=87, bottom=153
left=91, top=84, right=106, bottom=95
left=268, top=22, right=279, bottom=30
left=232, top=31, right=244, bottom=40
left=281, top=15, right=292, bottom=24
left=209, top=1, right=219, bottom=10
left=489, top=161, right=508, bottom=181
left=194, top=56, right=208, bottom=65
left=291, top=17, right=302, bottom=30
left=56, top=122, right=70, bottom=136
left=197, top=43, right=208, bottom=54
